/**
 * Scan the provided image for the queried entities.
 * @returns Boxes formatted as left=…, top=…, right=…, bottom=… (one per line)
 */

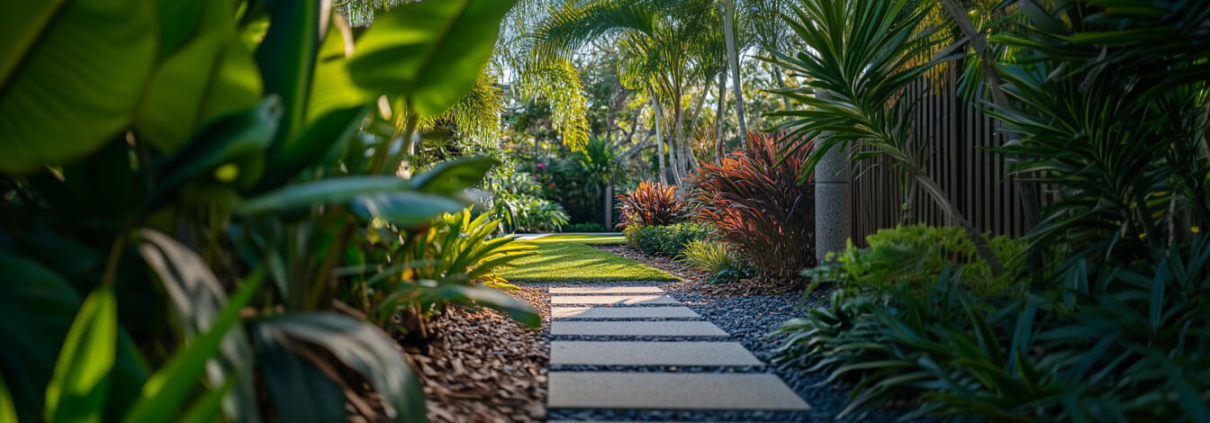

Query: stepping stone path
left=547, top=285, right=810, bottom=421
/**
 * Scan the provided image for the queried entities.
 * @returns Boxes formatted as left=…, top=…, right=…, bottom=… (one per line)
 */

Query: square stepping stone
left=552, top=307, right=700, bottom=319
left=551, top=341, right=763, bottom=366
left=550, top=286, right=664, bottom=294
left=551, top=295, right=678, bottom=305
left=548, top=372, right=811, bottom=410
left=551, top=321, right=728, bottom=337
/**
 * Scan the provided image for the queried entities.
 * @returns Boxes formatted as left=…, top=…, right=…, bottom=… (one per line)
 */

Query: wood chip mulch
left=397, top=285, right=550, bottom=423
left=595, top=244, right=800, bottom=296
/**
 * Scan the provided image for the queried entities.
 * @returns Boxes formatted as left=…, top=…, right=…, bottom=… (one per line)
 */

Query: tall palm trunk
left=715, top=68, right=727, bottom=161
left=652, top=94, right=668, bottom=184
left=721, top=0, right=748, bottom=149
left=686, top=80, right=712, bottom=172
left=669, top=98, right=682, bottom=185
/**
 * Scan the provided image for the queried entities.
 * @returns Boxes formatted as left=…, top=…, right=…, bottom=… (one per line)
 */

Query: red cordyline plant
left=616, top=180, right=688, bottom=228
left=690, top=133, right=816, bottom=282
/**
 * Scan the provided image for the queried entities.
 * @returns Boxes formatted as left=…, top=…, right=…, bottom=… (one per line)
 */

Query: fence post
left=814, top=90, right=850, bottom=262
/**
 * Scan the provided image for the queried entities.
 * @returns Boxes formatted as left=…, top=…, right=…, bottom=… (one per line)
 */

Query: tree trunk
left=941, top=0, right=1043, bottom=274
left=722, top=0, right=748, bottom=150
left=670, top=84, right=687, bottom=186
left=686, top=80, right=712, bottom=172
left=772, top=67, right=792, bottom=110
left=653, top=94, right=668, bottom=184
left=604, top=173, right=614, bottom=229
left=715, top=68, right=727, bottom=162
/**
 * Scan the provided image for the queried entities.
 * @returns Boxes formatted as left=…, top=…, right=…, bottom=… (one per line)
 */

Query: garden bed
left=398, top=285, right=550, bottom=423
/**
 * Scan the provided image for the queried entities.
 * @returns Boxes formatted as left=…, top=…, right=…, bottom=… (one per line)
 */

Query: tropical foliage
left=623, top=222, right=713, bottom=257
left=769, top=0, right=1210, bottom=421
left=691, top=133, right=815, bottom=281
left=617, top=181, right=688, bottom=227
left=0, top=0, right=532, bottom=422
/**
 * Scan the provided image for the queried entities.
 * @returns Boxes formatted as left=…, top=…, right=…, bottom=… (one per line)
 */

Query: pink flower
left=537, top=162, right=546, bottom=168
left=548, top=183, right=556, bottom=187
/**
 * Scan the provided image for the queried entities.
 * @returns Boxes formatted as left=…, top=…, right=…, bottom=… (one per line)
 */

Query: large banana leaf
left=347, top=0, right=519, bottom=116
left=0, top=0, right=156, bottom=173
left=136, top=0, right=262, bottom=152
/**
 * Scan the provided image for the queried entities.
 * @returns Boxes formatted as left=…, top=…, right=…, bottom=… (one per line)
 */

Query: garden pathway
left=546, top=284, right=811, bottom=422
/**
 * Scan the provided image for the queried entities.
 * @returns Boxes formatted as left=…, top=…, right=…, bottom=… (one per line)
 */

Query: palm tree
left=768, top=0, right=1005, bottom=275
left=529, top=0, right=720, bottom=186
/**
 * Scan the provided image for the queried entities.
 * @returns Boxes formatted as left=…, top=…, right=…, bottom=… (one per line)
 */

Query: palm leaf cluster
left=989, top=0, right=1210, bottom=267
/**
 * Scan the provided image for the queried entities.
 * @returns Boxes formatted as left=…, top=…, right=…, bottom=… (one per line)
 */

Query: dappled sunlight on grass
left=499, top=242, right=676, bottom=282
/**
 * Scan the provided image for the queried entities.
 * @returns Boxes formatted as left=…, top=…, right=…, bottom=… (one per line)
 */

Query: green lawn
left=528, top=233, right=624, bottom=245
left=499, top=240, right=677, bottom=282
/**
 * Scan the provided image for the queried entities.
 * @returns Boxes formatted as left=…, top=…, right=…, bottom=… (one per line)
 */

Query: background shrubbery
left=623, top=222, right=712, bottom=257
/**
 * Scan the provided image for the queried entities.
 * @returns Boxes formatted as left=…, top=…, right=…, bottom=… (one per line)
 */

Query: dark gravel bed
left=655, top=281, right=937, bottom=423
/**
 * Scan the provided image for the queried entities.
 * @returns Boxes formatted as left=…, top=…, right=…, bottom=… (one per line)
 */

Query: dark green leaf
left=347, top=0, right=518, bottom=116
left=0, top=0, right=156, bottom=173
left=136, top=229, right=260, bottom=423
left=235, top=176, right=412, bottom=215
left=258, top=313, right=427, bottom=423
left=256, top=105, right=370, bottom=192
left=119, top=269, right=264, bottom=423
left=250, top=325, right=347, bottom=423
left=410, top=156, right=497, bottom=195
left=349, top=192, right=466, bottom=228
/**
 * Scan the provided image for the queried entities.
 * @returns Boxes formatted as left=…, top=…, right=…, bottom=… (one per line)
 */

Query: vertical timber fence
left=847, top=66, right=1027, bottom=247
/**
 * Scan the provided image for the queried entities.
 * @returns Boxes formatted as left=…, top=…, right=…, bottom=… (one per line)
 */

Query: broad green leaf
left=256, top=105, right=370, bottom=192
left=235, top=176, right=412, bottom=215
left=410, top=156, right=497, bottom=195
left=146, top=97, right=282, bottom=205
left=136, top=229, right=260, bottom=423
left=349, top=192, right=466, bottom=228
left=0, top=373, right=16, bottom=423
left=0, top=0, right=156, bottom=173
left=0, top=253, right=88, bottom=421
left=176, top=377, right=235, bottom=423
left=151, top=0, right=201, bottom=59
left=257, top=0, right=323, bottom=152
left=136, top=0, right=262, bottom=152
left=43, top=287, right=117, bottom=423
left=259, top=314, right=426, bottom=422
left=0, top=253, right=149, bottom=423
left=435, top=285, right=540, bottom=328
left=347, top=0, right=518, bottom=116
left=119, top=269, right=264, bottom=423
left=308, top=13, right=373, bottom=120
left=250, top=325, right=347, bottom=423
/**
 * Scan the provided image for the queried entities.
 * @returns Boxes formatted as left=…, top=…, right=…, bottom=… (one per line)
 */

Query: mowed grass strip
left=499, top=241, right=677, bottom=282
left=529, top=233, right=624, bottom=245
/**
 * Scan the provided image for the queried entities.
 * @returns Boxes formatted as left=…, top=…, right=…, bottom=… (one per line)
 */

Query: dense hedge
left=623, top=222, right=712, bottom=257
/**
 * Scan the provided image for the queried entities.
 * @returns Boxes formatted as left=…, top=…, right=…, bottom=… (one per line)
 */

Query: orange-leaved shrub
left=690, top=133, right=815, bottom=282
left=616, top=180, right=687, bottom=227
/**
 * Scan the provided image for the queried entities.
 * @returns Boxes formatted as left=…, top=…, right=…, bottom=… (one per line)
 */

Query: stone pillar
left=814, top=91, right=850, bottom=263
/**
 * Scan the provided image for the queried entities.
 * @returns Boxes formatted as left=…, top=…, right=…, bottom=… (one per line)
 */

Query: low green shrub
left=677, top=239, right=753, bottom=283
left=561, top=222, right=607, bottom=232
left=774, top=236, right=1210, bottom=422
left=803, top=224, right=1025, bottom=296
left=623, top=222, right=712, bottom=257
